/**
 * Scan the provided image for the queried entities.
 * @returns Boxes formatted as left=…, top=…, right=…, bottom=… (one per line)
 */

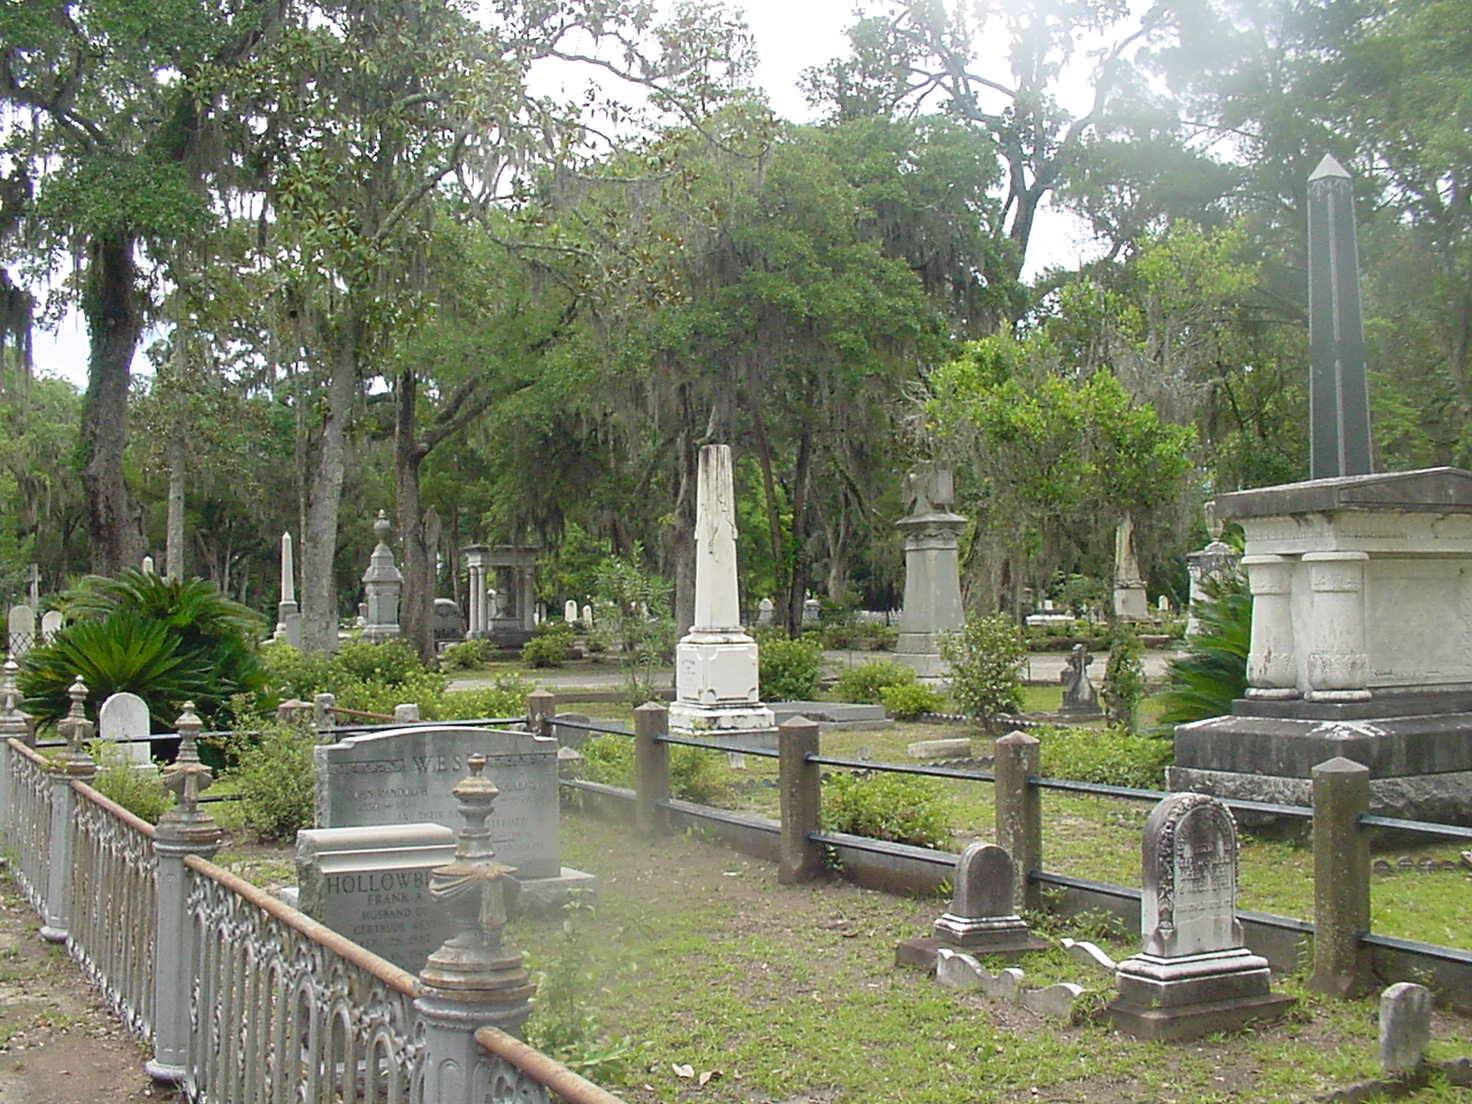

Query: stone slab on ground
left=768, top=701, right=890, bottom=732
left=906, top=737, right=972, bottom=759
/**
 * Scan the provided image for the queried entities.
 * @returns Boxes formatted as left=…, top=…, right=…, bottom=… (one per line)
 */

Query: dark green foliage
left=1155, top=573, right=1250, bottom=734
left=820, top=772, right=952, bottom=850
left=437, top=638, right=494, bottom=671
left=226, top=723, right=317, bottom=842
left=1102, top=624, right=1145, bottom=733
left=522, top=624, right=574, bottom=667
left=820, top=621, right=898, bottom=651
left=758, top=635, right=824, bottom=701
left=1035, top=724, right=1173, bottom=790
left=941, top=614, right=1025, bottom=727
left=20, top=612, right=210, bottom=728
left=879, top=681, right=944, bottom=720
left=831, top=660, right=916, bottom=704
left=22, top=570, right=265, bottom=726
left=328, top=639, right=425, bottom=686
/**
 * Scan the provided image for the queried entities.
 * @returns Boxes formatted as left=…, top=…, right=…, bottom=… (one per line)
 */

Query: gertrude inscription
left=314, top=725, right=559, bottom=879
left=1141, top=792, right=1241, bottom=959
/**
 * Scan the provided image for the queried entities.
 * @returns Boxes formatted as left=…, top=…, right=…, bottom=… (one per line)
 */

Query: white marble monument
left=1112, top=513, right=1149, bottom=621
left=274, top=531, right=303, bottom=648
left=99, top=690, right=154, bottom=769
left=361, top=511, right=403, bottom=643
left=669, top=445, right=775, bottom=745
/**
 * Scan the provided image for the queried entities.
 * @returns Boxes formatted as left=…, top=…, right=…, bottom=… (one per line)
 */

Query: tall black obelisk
left=1307, top=153, right=1373, bottom=479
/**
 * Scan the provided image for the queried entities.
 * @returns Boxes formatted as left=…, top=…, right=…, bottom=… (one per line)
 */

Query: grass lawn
left=503, top=815, right=1471, bottom=1103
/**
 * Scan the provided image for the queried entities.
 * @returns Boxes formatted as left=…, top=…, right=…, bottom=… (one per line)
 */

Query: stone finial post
left=416, top=754, right=535, bottom=1103
left=362, top=510, right=404, bottom=643
left=1309, top=756, right=1372, bottom=997
left=525, top=690, right=556, bottom=739
left=993, top=731, right=1042, bottom=913
left=777, top=715, right=823, bottom=884
left=393, top=703, right=421, bottom=723
left=633, top=701, right=670, bottom=835
left=313, top=692, right=336, bottom=737
left=0, top=656, right=30, bottom=825
left=147, top=703, right=222, bottom=1083
left=40, top=677, right=96, bottom=943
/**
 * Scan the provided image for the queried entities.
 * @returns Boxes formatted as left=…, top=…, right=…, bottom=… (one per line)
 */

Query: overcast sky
left=32, top=0, right=1098, bottom=386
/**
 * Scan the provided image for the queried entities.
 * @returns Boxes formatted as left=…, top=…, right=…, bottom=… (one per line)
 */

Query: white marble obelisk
left=669, top=445, right=775, bottom=744
left=275, top=531, right=303, bottom=647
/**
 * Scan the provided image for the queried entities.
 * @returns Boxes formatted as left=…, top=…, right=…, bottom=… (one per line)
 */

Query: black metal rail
left=654, top=734, right=780, bottom=759
left=1028, top=776, right=1315, bottom=820
left=807, top=830, right=958, bottom=867
left=1359, top=814, right=1472, bottom=840
left=655, top=799, right=781, bottom=834
left=807, top=753, right=994, bottom=782
left=1361, top=931, right=1472, bottom=966
left=546, top=718, right=632, bottom=738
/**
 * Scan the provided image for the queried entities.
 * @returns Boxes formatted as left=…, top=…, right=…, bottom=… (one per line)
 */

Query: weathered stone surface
left=1379, top=982, right=1432, bottom=1075
left=1059, top=644, right=1101, bottom=716
left=906, top=738, right=972, bottom=760
left=994, top=732, right=1041, bottom=912
left=6, top=605, right=34, bottom=657
left=314, top=725, right=560, bottom=879
left=98, top=691, right=152, bottom=768
left=1020, top=982, right=1085, bottom=1019
left=894, top=464, right=965, bottom=683
left=934, top=948, right=983, bottom=991
left=1310, top=757, right=1372, bottom=997
left=39, top=610, right=63, bottom=643
left=1061, top=938, right=1116, bottom=975
left=360, top=511, right=402, bottom=643
left=295, top=823, right=455, bottom=973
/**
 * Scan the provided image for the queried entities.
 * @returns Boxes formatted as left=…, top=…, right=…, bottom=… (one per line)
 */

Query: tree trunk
left=81, top=232, right=145, bottom=575
left=165, top=432, right=186, bottom=581
left=300, top=318, right=359, bottom=652
left=670, top=429, right=698, bottom=637
left=395, top=367, right=436, bottom=662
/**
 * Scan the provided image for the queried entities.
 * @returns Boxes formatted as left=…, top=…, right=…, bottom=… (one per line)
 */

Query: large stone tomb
left=1171, top=467, right=1472, bottom=824
left=894, top=463, right=965, bottom=682
left=1108, top=793, right=1292, bottom=1041
left=296, top=823, right=455, bottom=973
left=896, top=842, right=1047, bottom=968
left=313, top=724, right=594, bottom=909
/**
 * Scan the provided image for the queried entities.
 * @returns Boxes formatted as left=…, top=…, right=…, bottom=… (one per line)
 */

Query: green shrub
left=431, top=677, right=531, bottom=721
left=87, top=742, right=173, bottom=824
left=1035, top=724, right=1173, bottom=789
left=1155, top=573, right=1249, bottom=734
left=880, top=681, right=945, bottom=720
left=577, top=732, right=726, bottom=803
left=330, top=639, right=426, bottom=686
left=820, top=772, right=952, bottom=850
left=226, top=723, right=317, bottom=841
left=22, top=570, right=266, bottom=726
left=332, top=669, right=448, bottom=716
left=758, top=635, right=823, bottom=701
left=832, top=660, right=915, bottom=704
left=1103, top=625, right=1145, bottom=733
left=941, top=614, right=1025, bottom=729
left=438, top=639, right=493, bottom=671
left=820, top=621, right=898, bottom=651
left=522, top=628, right=573, bottom=668
left=259, top=641, right=337, bottom=700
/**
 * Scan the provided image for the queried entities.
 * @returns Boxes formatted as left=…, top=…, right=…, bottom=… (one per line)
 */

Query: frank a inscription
left=313, top=725, right=559, bottom=879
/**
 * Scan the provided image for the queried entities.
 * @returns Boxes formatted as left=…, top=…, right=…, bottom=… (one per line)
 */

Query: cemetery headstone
left=141, top=555, right=155, bottom=575
left=313, top=723, right=595, bottom=908
left=564, top=599, right=578, bottom=624
left=1108, top=793, right=1293, bottom=1040
left=896, top=842, right=1046, bottom=968
left=1112, top=513, right=1148, bottom=621
left=894, top=463, right=966, bottom=681
left=757, top=597, right=774, bottom=626
left=7, top=605, right=35, bottom=659
left=432, top=597, right=464, bottom=644
left=580, top=603, right=593, bottom=627
left=1059, top=644, right=1102, bottom=717
left=1378, top=982, right=1431, bottom=1075
left=801, top=596, right=820, bottom=624
left=39, top=610, right=63, bottom=643
left=98, top=691, right=154, bottom=768
left=361, top=511, right=403, bottom=643
left=668, top=444, right=775, bottom=747
left=295, top=823, right=455, bottom=974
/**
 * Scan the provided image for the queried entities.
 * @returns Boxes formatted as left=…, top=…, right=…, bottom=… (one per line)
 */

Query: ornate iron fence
left=67, top=780, right=157, bottom=1041
left=6, top=738, right=52, bottom=912
left=182, top=855, right=425, bottom=1104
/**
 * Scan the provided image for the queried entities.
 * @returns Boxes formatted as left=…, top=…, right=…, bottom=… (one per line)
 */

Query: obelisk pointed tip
left=1309, top=153, right=1351, bottom=182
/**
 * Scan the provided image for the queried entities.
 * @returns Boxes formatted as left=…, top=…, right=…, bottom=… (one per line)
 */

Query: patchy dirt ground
left=0, top=876, right=168, bottom=1104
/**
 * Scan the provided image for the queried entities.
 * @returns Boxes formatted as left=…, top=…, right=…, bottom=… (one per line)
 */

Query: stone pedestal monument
left=361, top=511, right=403, bottom=643
left=1185, top=507, right=1239, bottom=638
left=669, top=445, right=775, bottom=746
left=1112, top=513, right=1149, bottom=621
left=894, top=464, right=965, bottom=682
left=1170, top=157, right=1472, bottom=825
left=273, top=531, right=303, bottom=648
left=1108, top=793, right=1292, bottom=1040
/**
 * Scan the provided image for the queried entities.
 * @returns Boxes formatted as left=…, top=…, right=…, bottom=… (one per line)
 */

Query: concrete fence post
left=993, top=731, right=1042, bottom=913
left=0, top=655, right=29, bottom=827
left=40, top=678, right=96, bottom=943
left=1309, top=756, right=1372, bottom=997
left=416, top=754, right=534, bottom=1103
left=778, top=715, right=823, bottom=884
left=633, top=702, right=670, bottom=835
left=525, top=690, right=556, bottom=738
left=147, top=704, right=221, bottom=1083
